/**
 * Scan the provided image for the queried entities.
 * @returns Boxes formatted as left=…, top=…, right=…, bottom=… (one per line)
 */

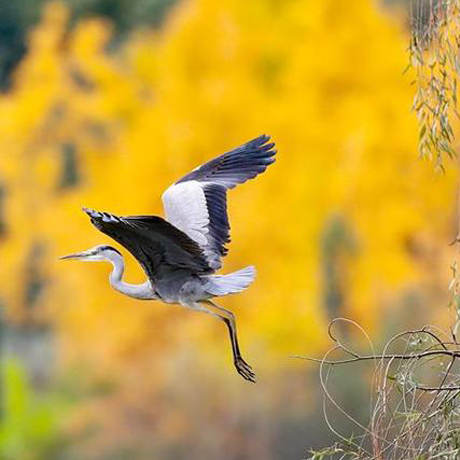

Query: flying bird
left=61, top=135, right=276, bottom=382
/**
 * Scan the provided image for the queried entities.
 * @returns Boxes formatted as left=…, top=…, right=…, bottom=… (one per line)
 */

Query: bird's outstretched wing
left=162, top=135, right=276, bottom=271
left=83, top=208, right=212, bottom=281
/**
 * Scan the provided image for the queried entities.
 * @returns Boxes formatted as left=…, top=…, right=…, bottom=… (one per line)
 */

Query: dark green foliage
left=0, top=0, right=37, bottom=90
left=67, top=0, right=179, bottom=34
left=321, top=216, right=357, bottom=321
left=23, top=242, right=46, bottom=311
left=57, top=142, right=79, bottom=190
left=0, top=185, right=6, bottom=237
left=0, top=0, right=179, bottom=91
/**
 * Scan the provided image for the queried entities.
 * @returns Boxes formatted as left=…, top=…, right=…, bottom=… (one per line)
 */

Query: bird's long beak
left=59, top=250, right=90, bottom=261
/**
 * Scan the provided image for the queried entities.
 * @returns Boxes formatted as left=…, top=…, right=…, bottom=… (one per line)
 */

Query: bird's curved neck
left=107, top=252, right=155, bottom=300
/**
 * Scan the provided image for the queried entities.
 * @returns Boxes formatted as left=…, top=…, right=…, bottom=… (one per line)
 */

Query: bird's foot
left=234, top=356, right=256, bottom=383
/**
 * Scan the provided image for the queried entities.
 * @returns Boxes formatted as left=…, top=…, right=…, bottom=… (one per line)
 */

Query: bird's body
left=61, top=135, right=276, bottom=382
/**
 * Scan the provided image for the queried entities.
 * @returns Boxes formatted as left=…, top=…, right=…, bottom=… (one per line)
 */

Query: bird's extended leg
left=182, top=300, right=256, bottom=383
left=202, top=300, right=255, bottom=383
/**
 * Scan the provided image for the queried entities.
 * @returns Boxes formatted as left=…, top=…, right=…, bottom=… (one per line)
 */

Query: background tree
left=0, top=0, right=178, bottom=90
left=1, top=0, right=458, bottom=458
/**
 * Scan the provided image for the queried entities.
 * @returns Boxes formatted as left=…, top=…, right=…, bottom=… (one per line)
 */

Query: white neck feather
left=105, top=251, right=156, bottom=300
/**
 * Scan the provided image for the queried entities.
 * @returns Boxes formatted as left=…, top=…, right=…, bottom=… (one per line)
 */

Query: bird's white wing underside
left=162, top=181, right=223, bottom=271
left=162, top=136, right=276, bottom=272
left=162, top=181, right=210, bottom=248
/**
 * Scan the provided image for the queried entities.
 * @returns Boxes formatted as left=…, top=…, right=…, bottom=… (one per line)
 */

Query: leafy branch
left=409, top=0, right=460, bottom=169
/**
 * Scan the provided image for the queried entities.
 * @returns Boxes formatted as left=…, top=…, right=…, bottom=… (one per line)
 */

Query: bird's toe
left=234, top=357, right=256, bottom=383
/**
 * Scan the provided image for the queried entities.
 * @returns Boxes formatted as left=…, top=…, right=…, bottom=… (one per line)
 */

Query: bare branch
left=304, top=318, right=460, bottom=459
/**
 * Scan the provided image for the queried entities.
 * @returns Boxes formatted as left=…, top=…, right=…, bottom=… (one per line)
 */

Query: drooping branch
left=409, top=0, right=460, bottom=168
left=302, top=318, right=460, bottom=459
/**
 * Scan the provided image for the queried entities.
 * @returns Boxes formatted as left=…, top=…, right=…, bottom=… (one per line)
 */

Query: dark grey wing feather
left=83, top=208, right=212, bottom=281
left=162, top=135, right=276, bottom=271
left=203, top=183, right=230, bottom=258
left=177, top=134, right=276, bottom=188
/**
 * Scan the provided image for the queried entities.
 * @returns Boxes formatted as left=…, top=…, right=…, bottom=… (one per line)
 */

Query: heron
left=61, top=135, right=276, bottom=382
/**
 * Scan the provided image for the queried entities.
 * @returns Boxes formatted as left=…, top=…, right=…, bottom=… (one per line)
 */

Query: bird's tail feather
left=205, top=266, right=256, bottom=296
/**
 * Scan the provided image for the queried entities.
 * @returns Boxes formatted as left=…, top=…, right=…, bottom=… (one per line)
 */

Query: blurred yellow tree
left=0, top=0, right=458, bottom=457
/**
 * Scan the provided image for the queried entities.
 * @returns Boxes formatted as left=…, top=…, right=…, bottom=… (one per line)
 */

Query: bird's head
left=60, top=245, right=121, bottom=262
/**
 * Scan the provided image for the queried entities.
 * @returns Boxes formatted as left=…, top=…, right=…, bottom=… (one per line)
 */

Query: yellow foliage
left=0, top=0, right=458, bottom=453
left=0, top=0, right=457, bottom=357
